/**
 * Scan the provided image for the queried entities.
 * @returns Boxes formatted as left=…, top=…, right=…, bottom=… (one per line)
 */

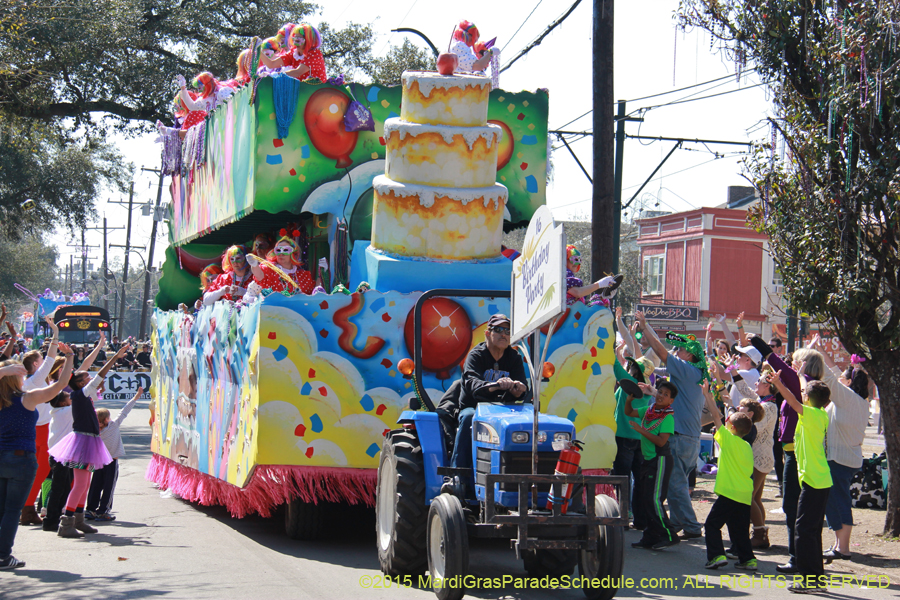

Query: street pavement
left=7, top=400, right=897, bottom=599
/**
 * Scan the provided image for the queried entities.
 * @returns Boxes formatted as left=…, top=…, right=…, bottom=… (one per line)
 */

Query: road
left=9, top=400, right=897, bottom=599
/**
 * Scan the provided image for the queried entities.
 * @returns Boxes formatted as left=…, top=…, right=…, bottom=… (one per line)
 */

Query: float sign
left=511, top=205, right=566, bottom=344
left=100, top=372, right=152, bottom=402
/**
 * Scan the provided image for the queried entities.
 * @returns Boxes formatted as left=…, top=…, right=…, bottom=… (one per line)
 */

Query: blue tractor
left=375, top=290, right=627, bottom=600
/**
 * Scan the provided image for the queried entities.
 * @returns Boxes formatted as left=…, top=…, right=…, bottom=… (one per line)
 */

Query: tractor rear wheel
left=376, top=429, right=427, bottom=576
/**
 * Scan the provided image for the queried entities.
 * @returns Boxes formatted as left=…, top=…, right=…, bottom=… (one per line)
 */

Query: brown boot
left=57, top=516, right=84, bottom=538
left=751, top=526, right=770, bottom=549
left=19, top=505, right=43, bottom=526
left=73, top=512, right=98, bottom=534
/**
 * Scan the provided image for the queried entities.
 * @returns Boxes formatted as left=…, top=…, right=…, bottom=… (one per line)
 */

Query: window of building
left=773, top=267, right=783, bottom=286
left=642, top=254, right=665, bottom=296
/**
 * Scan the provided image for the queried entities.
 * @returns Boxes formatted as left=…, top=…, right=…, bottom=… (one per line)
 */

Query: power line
left=378, top=0, right=421, bottom=55
left=552, top=71, right=759, bottom=136
left=555, top=109, right=592, bottom=131
left=636, top=81, right=767, bottom=114
left=549, top=154, right=744, bottom=212
left=502, top=0, right=545, bottom=53
left=500, top=0, right=583, bottom=74
left=621, top=70, right=756, bottom=104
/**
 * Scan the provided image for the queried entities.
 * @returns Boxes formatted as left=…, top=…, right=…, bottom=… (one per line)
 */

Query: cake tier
left=400, top=71, right=492, bottom=127
left=384, top=119, right=501, bottom=188
left=370, top=175, right=507, bottom=260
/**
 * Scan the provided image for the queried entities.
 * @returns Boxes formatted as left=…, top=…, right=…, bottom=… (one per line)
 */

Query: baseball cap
left=487, top=314, right=510, bottom=329
left=733, top=344, right=763, bottom=366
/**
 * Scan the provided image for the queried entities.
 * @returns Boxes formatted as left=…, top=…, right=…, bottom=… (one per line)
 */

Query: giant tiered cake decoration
left=370, top=71, right=508, bottom=262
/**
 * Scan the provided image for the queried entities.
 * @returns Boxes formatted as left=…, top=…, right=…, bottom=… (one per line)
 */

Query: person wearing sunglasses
left=439, top=314, right=528, bottom=500
left=247, top=231, right=314, bottom=295
left=202, top=245, right=253, bottom=305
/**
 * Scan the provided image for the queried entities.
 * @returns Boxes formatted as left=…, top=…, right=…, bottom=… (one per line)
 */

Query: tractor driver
left=439, top=314, right=528, bottom=497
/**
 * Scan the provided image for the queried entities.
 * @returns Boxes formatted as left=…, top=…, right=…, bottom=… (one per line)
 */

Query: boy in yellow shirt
left=771, top=365, right=832, bottom=594
left=703, top=411, right=756, bottom=570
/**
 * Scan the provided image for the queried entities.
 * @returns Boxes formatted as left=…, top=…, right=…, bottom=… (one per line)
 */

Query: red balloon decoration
left=304, top=88, right=358, bottom=169
left=176, top=247, right=225, bottom=277
left=489, top=119, right=514, bottom=170
left=540, top=308, right=570, bottom=335
left=404, top=298, right=473, bottom=380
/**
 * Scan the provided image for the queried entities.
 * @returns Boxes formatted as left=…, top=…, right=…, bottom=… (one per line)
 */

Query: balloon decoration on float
left=489, top=119, right=514, bottom=170
left=403, top=297, right=473, bottom=380
left=304, top=88, right=357, bottom=169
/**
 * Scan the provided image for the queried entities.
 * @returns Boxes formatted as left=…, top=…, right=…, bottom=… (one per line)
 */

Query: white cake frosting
left=383, top=118, right=500, bottom=150
left=373, top=175, right=507, bottom=209
left=401, top=71, right=492, bottom=98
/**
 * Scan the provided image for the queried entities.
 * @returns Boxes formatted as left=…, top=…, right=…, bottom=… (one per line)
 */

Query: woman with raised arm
left=805, top=335, right=869, bottom=563
left=18, top=316, right=61, bottom=525
left=0, top=347, right=75, bottom=569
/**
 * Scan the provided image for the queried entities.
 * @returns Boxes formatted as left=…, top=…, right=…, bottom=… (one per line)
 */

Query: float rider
left=438, top=314, right=528, bottom=500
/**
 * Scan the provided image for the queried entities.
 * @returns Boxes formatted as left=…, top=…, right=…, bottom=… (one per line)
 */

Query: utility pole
left=592, top=0, right=615, bottom=279
left=115, top=182, right=135, bottom=338
left=103, top=217, right=109, bottom=311
left=611, top=100, right=644, bottom=273
left=68, top=256, right=74, bottom=296
left=139, top=167, right=166, bottom=340
left=786, top=307, right=797, bottom=353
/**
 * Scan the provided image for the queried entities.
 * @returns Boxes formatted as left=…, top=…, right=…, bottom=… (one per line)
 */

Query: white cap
left=734, top=345, right=763, bottom=365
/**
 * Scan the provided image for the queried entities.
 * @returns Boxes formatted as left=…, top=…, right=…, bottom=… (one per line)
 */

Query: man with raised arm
left=634, top=311, right=709, bottom=540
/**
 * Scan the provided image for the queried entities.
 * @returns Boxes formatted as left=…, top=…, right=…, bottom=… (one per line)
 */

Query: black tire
left=284, top=497, right=326, bottom=540
left=427, top=493, right=469, bottom=600
left=522, top=548, right=578, bottom=578
left=376, top=429, right=428, bottom=576
left=578, top=494, right=625, bottom=600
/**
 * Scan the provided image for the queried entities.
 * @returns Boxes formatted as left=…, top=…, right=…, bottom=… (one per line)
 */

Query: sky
left=49, top=0, right=773, bottom=286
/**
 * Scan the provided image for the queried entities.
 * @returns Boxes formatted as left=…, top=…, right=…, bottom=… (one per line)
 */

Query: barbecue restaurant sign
left=636, top=303, right=699, bottom=322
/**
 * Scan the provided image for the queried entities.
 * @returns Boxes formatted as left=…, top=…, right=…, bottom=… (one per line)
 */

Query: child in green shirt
left=703, top=411, right=756, bottom=571
left=626, top=381, right=678, bottom=550
left=771, top=365, right=832, bottom=594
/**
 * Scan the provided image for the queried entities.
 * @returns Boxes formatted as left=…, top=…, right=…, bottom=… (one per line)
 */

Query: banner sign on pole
left=511, top=205, right=566, bottom=344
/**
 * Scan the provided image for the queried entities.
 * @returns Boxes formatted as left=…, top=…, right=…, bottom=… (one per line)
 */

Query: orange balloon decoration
left=304, top=88, right=358, bottom=168
left=398, top=358, right=415, bottom=376
left=489, top=119, right=514, bottom=170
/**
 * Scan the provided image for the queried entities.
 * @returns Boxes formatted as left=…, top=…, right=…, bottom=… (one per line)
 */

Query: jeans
left=782, top=450, right=801, bottom=561
left=825, top=461, right=859, bottom=530
left=0, top=450, right=39, bottom=559
left=449, top=408, right=477, bottom=471
left=612, top=436, right=646, bottom=527
left=667, top=433, right=702, bottom=535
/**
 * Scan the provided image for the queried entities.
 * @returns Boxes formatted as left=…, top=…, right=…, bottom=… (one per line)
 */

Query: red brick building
left=634, top=193, right=851, bottom=367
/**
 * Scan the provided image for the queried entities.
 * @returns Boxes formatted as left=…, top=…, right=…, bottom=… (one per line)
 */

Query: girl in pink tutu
left=49, top=344, right=130, bottom=538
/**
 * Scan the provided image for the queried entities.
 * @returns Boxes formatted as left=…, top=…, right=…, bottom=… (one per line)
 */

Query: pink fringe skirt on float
left=49, top=432, right=113, bottom=472
left=145, top=454, right=377, bottom=519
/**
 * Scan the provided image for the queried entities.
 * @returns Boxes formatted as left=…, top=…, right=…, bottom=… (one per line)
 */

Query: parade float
left=146, top=31, right=620, bottom=539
